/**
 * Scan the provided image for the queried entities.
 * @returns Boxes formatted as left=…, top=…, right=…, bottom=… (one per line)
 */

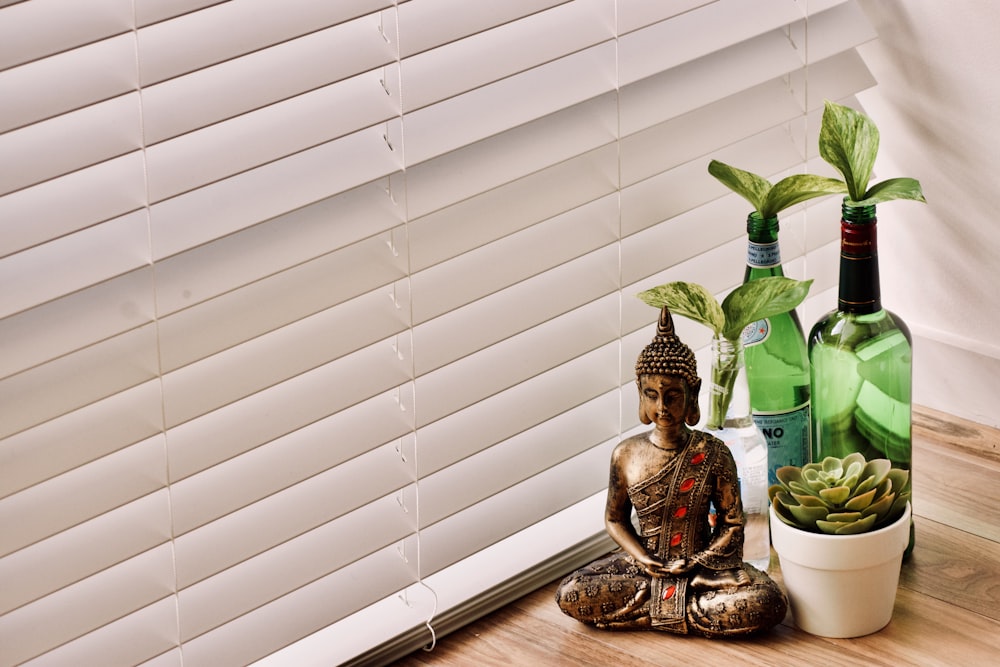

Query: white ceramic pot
left=769, top=502, right=911, bottom=638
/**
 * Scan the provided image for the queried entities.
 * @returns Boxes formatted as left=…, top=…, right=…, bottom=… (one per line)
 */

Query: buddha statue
left=555, top=306, right=787, bottom=636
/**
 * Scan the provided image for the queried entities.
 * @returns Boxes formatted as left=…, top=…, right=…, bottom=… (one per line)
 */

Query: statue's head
left=635, top=306, right=702, bottom=426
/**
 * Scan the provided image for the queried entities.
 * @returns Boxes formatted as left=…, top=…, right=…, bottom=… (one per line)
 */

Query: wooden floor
left=394, top=406, right=1000, bottom=666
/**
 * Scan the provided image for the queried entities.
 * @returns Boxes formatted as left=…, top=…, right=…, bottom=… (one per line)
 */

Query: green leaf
left=844, top=487, right=877, bottom=511
left=720, top=276, right=813, bottom=340
left=637, top=282, right=725, bottom=335
left=818, top=485, right=851, bottom=505
left=760, top=174, right=848, bottom=219
left=861, top=491, right=895, bottom=520
left=789, top=492, right=826, bottom=507
left=775, top=467, right=805, bottom=490
left=830, top=513, right=878, bottom=535
left=788, top=503, right=828, bottom=527
left=886, top=468, right=911, bottom=495
left=860, top=177, right=927, bottom=205
left=819, top=101, right=879, bottom=202
left=707, top=159, right=771, bottom=213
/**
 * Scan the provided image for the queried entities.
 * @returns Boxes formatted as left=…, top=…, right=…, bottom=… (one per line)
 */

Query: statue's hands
left=664, top=557, right=694, bottom=576
left=635, top=555, right=671, bottom=578
left=637, top=555, right=693, bottom=578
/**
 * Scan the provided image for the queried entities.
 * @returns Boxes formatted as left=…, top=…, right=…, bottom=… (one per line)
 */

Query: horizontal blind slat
left=0, top=436, right=167, bottom=563
left=419, top=392, right=620, bottom=526
left=618, top=0, right=803, bottom=86
left=0, top=269, right=154, bottom=381
left=1, top=490, right=170, bottom=621
left=148, top=124, right=399, bottom=259
left=417, top=345, right=620, bottom=476
left=136, top=0, right=392, bottom=85
left=0, top=324, right=160, bottom=440
left=408, top=144, right=618, bottom=272
left=157, top=239, right=407, bottom=374
left=404, top=41, right=616, bottom=166
left=0, top=211, right=150, bottom=319
left=0, top=93, right=141, bottom=197
left=0, top=0, right=133, bottom=71
left=140, top=12, right=396, bottom=143
left=401, top=0, right=613, bottom=113
left=413, top=246, right=619, bottom=375
left=0, top=152, right=147, bottom=259
left=168, top=388, right=413, bottom=536
left=418, top=443, right=614, bottom=576
left=0, top=543, right=176, bottom=666
left=164, top=338, right=411, bottom=479
left=19, top=598, right=179, bottom=667
left=411, top=194, right=618, bottom=325
left=0, top=33, right=137, bottom=133
left=134, top=0, right=227, bottom=27
left=173, top=479, right=414, bottom=598
left=179, top=541, right=418, bottom=667
left=405, top=93, right=617, bottom=219
left=153, top=179, right=403, bottom=317
left=415, top=297, right=620, bottom=428
left=397, top=0, right=568, bottom=58
left=0, top=380, right=164, bottom=498
left=159, top=288, right=409, bottom=426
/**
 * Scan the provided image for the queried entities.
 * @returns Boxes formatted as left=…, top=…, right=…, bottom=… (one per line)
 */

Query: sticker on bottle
left=741, top=319, right=770, bottom=347
left=753, top=403, right=811, bottom=486
left=747, top=241, right=780, bottom=267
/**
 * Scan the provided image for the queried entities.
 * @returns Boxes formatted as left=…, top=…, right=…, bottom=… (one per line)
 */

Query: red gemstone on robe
left=670, top=532, right=682, bottom=547
left=662, top=584, right=677, bottom=600
left=673, top=506, right=687, bottom=519
left=691, top=452, right=706, bottom=465
left=679, top=478, right=695, bottom=493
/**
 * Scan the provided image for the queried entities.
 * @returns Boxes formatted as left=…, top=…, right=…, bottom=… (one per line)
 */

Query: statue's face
left=638, top=374, right=691, bottom=430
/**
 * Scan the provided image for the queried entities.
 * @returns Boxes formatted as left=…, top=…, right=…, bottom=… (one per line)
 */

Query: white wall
left=854, top=0, right=1000, bottom=427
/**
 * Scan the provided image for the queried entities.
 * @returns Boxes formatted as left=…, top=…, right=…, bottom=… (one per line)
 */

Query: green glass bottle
left=741, top=212, right=811, bottom=485
left=808, top=201, right=913, bottom=552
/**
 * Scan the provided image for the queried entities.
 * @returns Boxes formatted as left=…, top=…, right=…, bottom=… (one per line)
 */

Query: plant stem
left=706, top=335, right=740, bottom=430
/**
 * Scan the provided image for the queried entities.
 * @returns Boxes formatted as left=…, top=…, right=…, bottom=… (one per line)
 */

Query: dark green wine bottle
left=741, top=212, right=811, bottom=485
left=808, top=201, right=914, bottom=553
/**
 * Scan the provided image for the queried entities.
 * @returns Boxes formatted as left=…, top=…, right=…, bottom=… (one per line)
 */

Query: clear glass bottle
left=808, top=200, right=914, bottom=553
left=741, top=212, right=811, bottom=485
left=706, top=336, right=770, bottom=571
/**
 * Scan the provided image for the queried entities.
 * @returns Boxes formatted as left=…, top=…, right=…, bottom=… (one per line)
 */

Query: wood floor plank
left=900, top=516, right=1000, bottom=621
left=913, top=437, right=1000, bottom=543
left=914, top=406, right=1000, bottom=464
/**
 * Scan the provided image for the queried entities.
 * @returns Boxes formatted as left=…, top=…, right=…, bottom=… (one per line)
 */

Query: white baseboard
left=912, top=331, right=1000, bottom=428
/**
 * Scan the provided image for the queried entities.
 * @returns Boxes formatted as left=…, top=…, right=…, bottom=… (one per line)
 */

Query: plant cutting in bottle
left=638, top=277, right=812, bottom=430
left=706, top=160, right=847, bottom=220
left=768, top=452, right=912, bottom=535
left=707, top=152, right=844, bottom=483
left=818, top=100, right=926, bottom=206
left=807, top=101, right=926, bottom=557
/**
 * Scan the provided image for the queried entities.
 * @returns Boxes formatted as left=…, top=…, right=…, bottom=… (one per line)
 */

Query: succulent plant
left=768, top=452, right=911, bottom=535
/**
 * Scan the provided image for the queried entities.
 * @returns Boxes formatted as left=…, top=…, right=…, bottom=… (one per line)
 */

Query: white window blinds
left=0, top=1, right=877, bottom=665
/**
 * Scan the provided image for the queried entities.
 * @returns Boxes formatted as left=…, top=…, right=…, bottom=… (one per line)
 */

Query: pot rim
left=769, top=502, right=911, bottom=570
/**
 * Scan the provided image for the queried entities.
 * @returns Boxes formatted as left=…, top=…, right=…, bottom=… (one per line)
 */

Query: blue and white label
left=753, top=403, right=811, bottom=486
left=741, top=319, right=770, bottom=347
left=747, top=241, right=780, bottom=268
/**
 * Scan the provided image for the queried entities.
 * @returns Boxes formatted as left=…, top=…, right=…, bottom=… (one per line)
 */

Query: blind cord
left=385, top=0, right=440, bottom=653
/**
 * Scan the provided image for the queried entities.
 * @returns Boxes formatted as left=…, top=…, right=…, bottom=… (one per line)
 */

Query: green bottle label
left=752, top=402, right=810, bottom=485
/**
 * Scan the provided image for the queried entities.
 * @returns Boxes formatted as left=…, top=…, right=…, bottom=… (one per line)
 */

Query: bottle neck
left=838, top=201, right=881, bottom=314
left=745, top=212, right=784, bottom=278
